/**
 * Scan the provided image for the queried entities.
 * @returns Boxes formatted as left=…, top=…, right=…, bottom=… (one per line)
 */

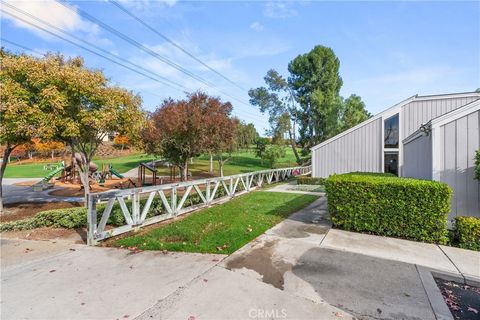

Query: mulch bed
left=435, top=278, right=480, bottom=320
left=1, top=202, right=82, bottom=222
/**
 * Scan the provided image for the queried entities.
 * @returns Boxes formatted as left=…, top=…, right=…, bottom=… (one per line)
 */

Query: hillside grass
left=3, top=147, right=300, bottom=179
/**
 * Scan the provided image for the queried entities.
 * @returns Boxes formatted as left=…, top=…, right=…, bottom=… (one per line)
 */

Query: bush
left=297, top=176, right=326, bottom=185
left=325, top=173, right=451, bottom=243
left=342, top=171, right=397, bottom=177
left=0, top=207, right=87, bottom=232
left=453, top=216, right=480, bottom=251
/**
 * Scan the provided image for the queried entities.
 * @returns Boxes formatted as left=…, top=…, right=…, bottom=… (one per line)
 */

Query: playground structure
left=39, top=155, right=190, bottom=193
left=136, top=159, right=188, bottom=186
left=39, top=153, right=136, bottom=191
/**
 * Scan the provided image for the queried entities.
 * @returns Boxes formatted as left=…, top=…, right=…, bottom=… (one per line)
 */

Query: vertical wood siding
left=403, top=134, right=432, bottom=180
left=313, top=118, right=382, bottom=177
left=402, top=96, right=479, bottom=138
left=440, top=110, right=480, bottom=219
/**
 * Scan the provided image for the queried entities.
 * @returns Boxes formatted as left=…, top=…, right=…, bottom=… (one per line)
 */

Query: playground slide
left=43, top=163, right=65, bottom=182
left=109, top=166, right=124, bottom=179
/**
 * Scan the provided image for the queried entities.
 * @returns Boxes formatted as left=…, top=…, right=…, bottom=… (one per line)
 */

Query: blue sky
left=1, top=1, right=479, bottom=134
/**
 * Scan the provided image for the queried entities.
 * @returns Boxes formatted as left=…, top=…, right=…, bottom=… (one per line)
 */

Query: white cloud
left=250, top=21, right=264, bottom=31
left=1, top=0, right=99, bottom=38
left=264, top=1, right=298, bottom=19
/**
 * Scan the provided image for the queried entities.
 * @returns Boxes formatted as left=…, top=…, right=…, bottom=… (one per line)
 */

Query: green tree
left=249, top=69, right=302, bottom=164
left=288, top=45, right=343, bottom=147
left=0, top=50, right=51, bottom=212
left=47, top=55, right=144, bottom=201
left=235, top=120, right=259, bottom=151
left=262, top=144, right=286, bottom=168
left=340, top=94, right=371, bottom=131
left=254, top=137, right=269, bottom=164
left=1, top=51, right=145, bottom=204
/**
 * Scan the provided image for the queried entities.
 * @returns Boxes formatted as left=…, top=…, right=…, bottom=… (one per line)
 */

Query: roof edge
left=311, top=94, right=417, bottom=151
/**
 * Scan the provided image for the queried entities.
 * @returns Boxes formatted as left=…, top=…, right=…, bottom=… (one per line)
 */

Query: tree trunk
left=77, top=152, right=91, bottom=207
left=288, top=128, right=302, bottom=165
left=51, top=150, right=55, bottom=159
left=180, top=159, right=188, bottom=182
left=0, top=146, right=15, bottom=213
left=209, top=152, right=213, bottom=174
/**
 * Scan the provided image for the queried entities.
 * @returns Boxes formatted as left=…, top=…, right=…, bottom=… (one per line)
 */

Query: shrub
left=325, top=173, right=451, bottom=243
left=342, top=171, right=397, bottom=177
left=453, top=216, right=480, bottom=251
left=297, top=176, right=326, bottom=185
left=0, top=207, right=87, bottom=232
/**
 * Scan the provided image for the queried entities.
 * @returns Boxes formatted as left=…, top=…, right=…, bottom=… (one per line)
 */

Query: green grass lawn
left=3, top=147, right=301, bottom=179
left=113, top=191, right=318, bottom=254
left=2, top=153, right=152, bottom=178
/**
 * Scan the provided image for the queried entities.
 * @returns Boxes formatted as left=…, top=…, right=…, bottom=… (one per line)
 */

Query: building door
left=384, top=152, right=399, bottom=176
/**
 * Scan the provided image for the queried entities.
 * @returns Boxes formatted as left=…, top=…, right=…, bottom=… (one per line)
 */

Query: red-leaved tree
left=143, top=92, right=236, bottom=180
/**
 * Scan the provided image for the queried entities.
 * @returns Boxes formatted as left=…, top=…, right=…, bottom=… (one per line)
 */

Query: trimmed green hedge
left=325, top=173, right=451, bottom=243
left=453, top=216, right=480, bottom=251
left=297, top=176, right=326, bottom=185
left=342, top=171, right=397, bottom=177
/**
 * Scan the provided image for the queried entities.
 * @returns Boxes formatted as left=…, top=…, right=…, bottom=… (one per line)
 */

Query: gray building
left=311, top=92, right=480, bottom=220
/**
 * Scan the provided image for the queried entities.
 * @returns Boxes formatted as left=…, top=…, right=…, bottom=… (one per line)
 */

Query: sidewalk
left=2, top=189, right=478, bottom=320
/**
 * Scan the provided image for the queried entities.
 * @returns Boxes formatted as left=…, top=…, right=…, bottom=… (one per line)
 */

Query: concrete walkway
left=2, top=178, right=83, bottom=204
left=2, top=189, right=479, bottom=320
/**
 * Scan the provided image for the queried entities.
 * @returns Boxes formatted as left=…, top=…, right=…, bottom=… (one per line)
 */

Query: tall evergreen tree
left=288, top=45, right=343, bottom=147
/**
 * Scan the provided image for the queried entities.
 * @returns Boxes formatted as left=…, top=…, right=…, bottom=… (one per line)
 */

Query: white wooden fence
left=86, top=165, right=311, bottom=245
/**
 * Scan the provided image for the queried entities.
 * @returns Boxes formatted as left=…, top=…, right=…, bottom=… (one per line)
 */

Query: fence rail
left=86, top=165, right=311, bottom=245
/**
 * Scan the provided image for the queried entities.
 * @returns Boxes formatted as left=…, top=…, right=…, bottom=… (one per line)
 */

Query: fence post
left=171, top=185, right=177, bottom=216
left=87, top=194, right=97, bottom=246
left=132, top=191, right=140, bottom=225
left=206, top=180, right=211, bottom=204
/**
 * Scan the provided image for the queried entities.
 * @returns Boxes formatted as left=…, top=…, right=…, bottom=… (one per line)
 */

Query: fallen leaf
left=203, top=279, right=208, bottom=282
left=69, top=248, right=76, bottom=251
left=49, top=270, right=56, bottom=273
left=468, top=307, right=478, bottom=314
left=334, top=312, right=343, bottom=317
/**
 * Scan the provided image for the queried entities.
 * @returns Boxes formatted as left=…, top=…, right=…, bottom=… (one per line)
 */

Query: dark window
left=384, top=153, right=398, bottom=176
left=384, top=114, right=399, bottom=148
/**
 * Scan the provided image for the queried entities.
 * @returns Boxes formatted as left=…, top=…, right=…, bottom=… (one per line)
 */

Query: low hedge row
left=0, top=182, right=238, bottom=232
left=453, top=216, right=480, bottom=251
left=325, top=173, right=451, bottom=243
left=297, top=176, right=326, bottom=185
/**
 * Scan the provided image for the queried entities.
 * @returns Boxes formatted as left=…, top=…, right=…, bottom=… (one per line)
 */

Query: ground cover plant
left=113, top=191, right=318, bottom=254
left=325, top=172, right=451, bottom=243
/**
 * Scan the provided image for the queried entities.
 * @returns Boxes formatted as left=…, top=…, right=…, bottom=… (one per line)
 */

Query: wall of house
left=312, top=118, right=382, bottom=177
left=311, top=93, right=480, bottom=179
left=439, top=110, right=479, bottom=219
left=403, top=133, right=432, bottom=180
left=402, top=96, right=479, bottom=138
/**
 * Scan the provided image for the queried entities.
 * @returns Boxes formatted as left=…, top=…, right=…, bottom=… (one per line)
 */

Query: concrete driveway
left=2, top=189, right=478, bottom=320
